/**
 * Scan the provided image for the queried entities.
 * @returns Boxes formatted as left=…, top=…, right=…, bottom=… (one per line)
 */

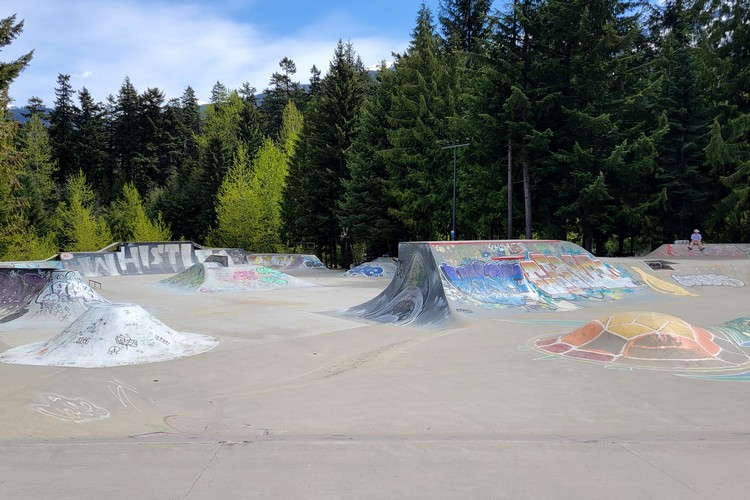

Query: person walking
left=688, top=229, right=705, bottom=251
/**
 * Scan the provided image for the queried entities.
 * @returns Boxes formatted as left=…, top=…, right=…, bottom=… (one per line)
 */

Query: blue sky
left=5, top=0, right=443, bottom=107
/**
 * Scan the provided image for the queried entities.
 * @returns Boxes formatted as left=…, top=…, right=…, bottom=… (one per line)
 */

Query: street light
left=440, top=140, right=470, bottom=240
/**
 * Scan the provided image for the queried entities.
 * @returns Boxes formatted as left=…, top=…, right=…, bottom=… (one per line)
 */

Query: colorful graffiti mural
left=431, top=241, right=639, bottom=309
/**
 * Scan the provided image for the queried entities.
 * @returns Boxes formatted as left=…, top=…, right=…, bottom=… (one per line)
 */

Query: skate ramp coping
left=347, top=240, right=644, bottom=327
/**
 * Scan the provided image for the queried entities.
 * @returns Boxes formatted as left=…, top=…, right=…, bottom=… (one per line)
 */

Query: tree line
left=1, top=0, right=748, bottom=267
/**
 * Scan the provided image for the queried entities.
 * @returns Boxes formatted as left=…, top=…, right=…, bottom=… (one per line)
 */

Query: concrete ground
left=1, top=260, right=749, bottom=500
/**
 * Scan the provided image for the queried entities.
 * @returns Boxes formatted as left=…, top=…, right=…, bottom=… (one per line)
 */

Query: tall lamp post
left=440, top=140, right=470, bottom=240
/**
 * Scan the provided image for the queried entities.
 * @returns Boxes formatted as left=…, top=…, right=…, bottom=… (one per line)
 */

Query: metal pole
left=440, top=141, right=470, bottom=241
left=452, top=147, right=457, bottom=240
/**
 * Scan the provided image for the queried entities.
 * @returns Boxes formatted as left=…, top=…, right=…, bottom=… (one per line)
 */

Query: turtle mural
left=533, top=311, right=750, bottom=370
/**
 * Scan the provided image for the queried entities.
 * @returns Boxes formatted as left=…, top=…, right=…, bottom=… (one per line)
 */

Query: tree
left=439, top=0, right=492, bottom=53
left=207, top=144, right=255, bottom=249
left=282, top=40, right=370, bottom=267
left=17, top=113, right=58, bottom=236
left=48, top=74, right=78, bottom=183
left=340, top=63, right=405, bottom=260
left=261, top=57, right=307, bottom=138
left=55, top=171, right=113, bottom=251
left=108, top=182, right=171, bottom=242
left=382, top=6, right=458, bottom=241
left=0, top=15, right=33, bottom=106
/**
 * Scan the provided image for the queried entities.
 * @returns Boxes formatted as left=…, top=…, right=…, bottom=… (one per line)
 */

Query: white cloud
left=5, top=0, right=415, bottom=107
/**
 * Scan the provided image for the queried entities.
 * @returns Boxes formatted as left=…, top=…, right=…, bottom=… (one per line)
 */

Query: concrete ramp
left=161, top=263, right=315, bottom=293
left=347, top=240, right=642, bottom=326
left=23, top=270, right=109, bottom=323
left=647, top=243, right=750, bottom=259
left=0, top=268, right=52, bottom=323
left=343, top=258, right=398, bottom=278
left=0, top=303, right=219, bottom=367
left=246, top=254, right=326, bottom=270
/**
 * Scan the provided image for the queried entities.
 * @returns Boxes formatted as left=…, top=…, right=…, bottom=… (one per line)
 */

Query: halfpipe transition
left=346, top=240, right=643, bottom=327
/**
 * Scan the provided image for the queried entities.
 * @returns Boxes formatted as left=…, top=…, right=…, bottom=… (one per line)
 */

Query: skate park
left=1, top=240, right=750, bottom=499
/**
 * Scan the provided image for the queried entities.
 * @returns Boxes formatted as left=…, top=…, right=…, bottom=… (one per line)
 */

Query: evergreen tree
left=17, top=113, right=58, bottom=236
left=261, top=57, right=307, bottom=138
left=72, top=87, right=111, bottom=201
left=0, top=15, right=33, bottom=106
left=439, top=0, right=492, bottom=53
left=108, top=182, right=171, bottom=242
left=55, top=171, right=113, bottom=251
left=649, top=0, right=713, bottom=242
left=282, top=41, right=369, bottom=267
left=340, top=63, right=405, bottom=259
left=383, top=6, right=458, bottom=241
left=48, top=74, right=78, bottom=183
left=207, top=143, right=255, bottom=249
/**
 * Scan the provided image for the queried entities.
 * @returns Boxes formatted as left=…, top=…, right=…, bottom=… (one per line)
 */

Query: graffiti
left=115, top=334, right=138, bottom=349
left=161, top=263, right=205, bottom=288
left=348, top=265, right=386, bottom=277
left=73, top=336, right=90, bottom=346
left=0, top=269, right=50, bottom=322
left=440, top=260, right=532, bottom=307
left=107, top=379, right=142, bottom=413
left=60, top=242, right=198, bottom=277
left=108, top=346, right=121, bottom=355
left=437, top=250, right=637, bottom=308
left=33, top=394, right=109, bottom=423
left=154, top=334, right=170, bottom=346
left=247, top=254, right=326, bottom=269
left=31, top=270, right=108, bottom=321
left=671, top=273, right=744, bottom=287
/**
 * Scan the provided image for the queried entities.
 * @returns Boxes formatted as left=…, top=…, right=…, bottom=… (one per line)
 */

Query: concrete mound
left=347, top=240, right=642, bottom=327
left=534, top=311, right=750, bottom=370
left=24, top=270, right=109, bottom=323
left=343, top=258, right=398, bottom=278
left=160, top=262, right=315, bottom=292
left=0, top=303, right=219, bottom=368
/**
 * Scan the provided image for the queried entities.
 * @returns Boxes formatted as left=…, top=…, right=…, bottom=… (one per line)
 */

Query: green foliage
left=109, top=183, right=172, bottom=242
left=208, top=140, right=288, bottom=251
left=55, top=171, right=113, bottom=251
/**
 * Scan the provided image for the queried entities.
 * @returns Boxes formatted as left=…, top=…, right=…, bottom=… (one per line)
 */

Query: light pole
left=440, top=140, right=470, bottom=240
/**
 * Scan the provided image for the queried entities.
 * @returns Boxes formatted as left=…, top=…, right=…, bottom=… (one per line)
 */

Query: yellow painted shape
left=602, top=311, right=697, bottom=340
left=630, top=267, right=698, bottom=296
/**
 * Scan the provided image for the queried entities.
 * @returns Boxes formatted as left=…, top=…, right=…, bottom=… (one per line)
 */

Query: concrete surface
left=1, top=259, right=750, bottom=499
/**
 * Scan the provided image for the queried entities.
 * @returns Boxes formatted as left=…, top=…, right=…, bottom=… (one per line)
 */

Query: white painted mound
left=0, top=303, right=219, bottom=368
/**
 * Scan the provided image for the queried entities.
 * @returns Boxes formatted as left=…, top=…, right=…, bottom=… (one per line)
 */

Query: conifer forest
left=1, top=0, right=748, bottom=268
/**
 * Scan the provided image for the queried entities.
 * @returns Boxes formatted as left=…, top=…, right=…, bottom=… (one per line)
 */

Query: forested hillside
left=1, top=0, right=748, bottom=267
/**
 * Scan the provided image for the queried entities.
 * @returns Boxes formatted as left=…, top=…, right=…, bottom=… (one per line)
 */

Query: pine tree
left=108, top=183, right=171, bottom=242
left=340, top=63, right=405, bottom=259
left=383, top=5, right=458, bottom=241
left=55, top=171, right=113, bottom=251
left=281, top=41, right=369, bottom=267
left=48, top=74, right=78, bottom=183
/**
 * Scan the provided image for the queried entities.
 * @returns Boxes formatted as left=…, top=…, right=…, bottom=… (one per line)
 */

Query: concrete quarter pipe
left=347, top=240, right=642, bottom=326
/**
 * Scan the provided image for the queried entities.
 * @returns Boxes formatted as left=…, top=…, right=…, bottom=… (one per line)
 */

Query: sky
left=5, top=0, right=443, bottom=107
